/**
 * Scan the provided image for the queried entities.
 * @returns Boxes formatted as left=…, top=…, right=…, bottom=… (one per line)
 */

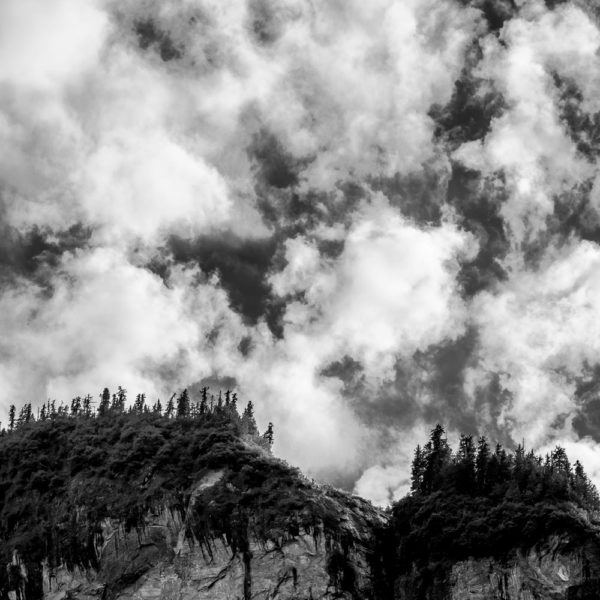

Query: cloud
left=469, top=240, right=600, bottom=449
left=5, top=0, right=600, bottom=507
left=0, top=248, right=248, bottom=409
left=454, top=2, right=600, bottom=243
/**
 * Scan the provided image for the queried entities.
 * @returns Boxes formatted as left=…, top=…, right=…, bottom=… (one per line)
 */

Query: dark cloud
left=249, top=129, right=309, bottom=190
left=321, top=331, right=480, bottom=436
left=447, top=164, right=509, bottom=296
left=0, top=220, right=92, bottom=285
left=430, top=42, right=506, bottom=151
left=133, top=19, right=183, bottom=62
left=555, top=74, right=600, bottom=161
left=459, top=0, right=518, bottom=33
left=165, top=232, right=279, bottom=325
left=246, top=0, right=283, bottom=46
left=368, top=163, right=446, bottom=226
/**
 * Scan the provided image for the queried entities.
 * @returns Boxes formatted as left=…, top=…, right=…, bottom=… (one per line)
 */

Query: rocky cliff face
left=393, top=524, right=600, bottom=600
left=449, top=536, right=600, bottom=600
left=34, top=470, right=387, bottom=600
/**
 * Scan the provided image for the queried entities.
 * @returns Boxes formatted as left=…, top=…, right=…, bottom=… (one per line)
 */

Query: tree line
left=410, top=425, right=599, bottom=509
left=2, top=386, right=274, bottom=447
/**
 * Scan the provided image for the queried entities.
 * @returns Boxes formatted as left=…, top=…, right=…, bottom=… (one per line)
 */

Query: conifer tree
left=8, top=405, right=15, bottom=431
left=200, top=387, right=208, bottom=415
left=82, top=394, right=93, bottom=417
left=153, top=399, right=163, bottom=414
left=456, top=434, right=476, bottom=491
left=263, top=422, right=274, bottom=446
left=176, top=389, right=190, bottom=418
left=241, top=401, right=259, bottom=436
left=410, top=445, right=426, bottom=494
left=98, top=388, right=110, bottom=417
left=70, top=396, right=81, bottom=417
left=475, top=436, right=490, bottom=492
left=166, top=394, right=175, bottom=418
left=422, top=425, right=451, bottom=493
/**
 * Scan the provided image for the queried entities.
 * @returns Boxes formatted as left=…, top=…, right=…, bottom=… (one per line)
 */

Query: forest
left=0, top=387, right=295, bottom=600
left=2, top=395, right=600, bottom=600
left=1, top=386, right=273, bottom=445
left=379, top=425, right=600, bottom=598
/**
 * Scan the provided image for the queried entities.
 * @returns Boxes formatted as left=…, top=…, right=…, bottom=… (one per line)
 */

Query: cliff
left=20, top=471, right=386, bottom=600
left=0, top=410, right=387, bottom=600
left=4, top=411, right=600, bottom=600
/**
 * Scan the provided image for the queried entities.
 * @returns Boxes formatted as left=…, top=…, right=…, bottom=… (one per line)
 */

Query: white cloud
left=272, top=197, right=476, bottom=384
left=470, top=241, right=600, bottom=446
left=0, top=249, right=248, bottom=407
left=0, top=0, right=108, bottom=91
left=454, top=2, right=599, bottom=242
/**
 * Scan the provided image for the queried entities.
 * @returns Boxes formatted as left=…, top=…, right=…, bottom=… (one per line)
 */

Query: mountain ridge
left=2, top=392, right=600, bottom=599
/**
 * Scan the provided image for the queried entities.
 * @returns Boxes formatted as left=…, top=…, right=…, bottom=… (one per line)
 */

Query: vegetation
left=2, top=393, right=600, bottom=600
left=386, top=425, right=600, bottom=598
left=0, top=387, right=327, bottom=599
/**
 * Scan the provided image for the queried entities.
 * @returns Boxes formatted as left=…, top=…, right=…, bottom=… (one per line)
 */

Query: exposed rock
left=36, top=471, right=386, bottom=600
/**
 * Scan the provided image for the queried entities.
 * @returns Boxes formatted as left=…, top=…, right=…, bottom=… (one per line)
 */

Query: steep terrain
left=0, top=406, right=387, bottom=600
left=3, top=405, right=600, bottom=599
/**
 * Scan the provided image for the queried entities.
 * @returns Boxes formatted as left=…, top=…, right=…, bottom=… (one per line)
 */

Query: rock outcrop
left=393, top=525, right=600, bottom=600
left=37, top=471, right=387, bottom=600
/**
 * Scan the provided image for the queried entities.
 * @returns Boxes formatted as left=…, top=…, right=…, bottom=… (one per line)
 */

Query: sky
left=2, top=0, right=600, bottom=506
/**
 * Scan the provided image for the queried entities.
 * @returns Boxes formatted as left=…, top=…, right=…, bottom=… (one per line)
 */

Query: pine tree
left=98, top=388, right=110, bottom=417
left=8, top=405, right=15, bottom=431
left=153, top=399, right=163, bottom=414
left=241, top=401, right=259, bottom=436
left=475, top=436, right=490, bottom=492
left=166, top=394, right=175, bottom=418
left=263, top=422, right=274, bottom=446
left=411, top=445, right=426, bottom=494
left=70, top=396, right=82, bottom=417
left=422, top=425, right=451, bottom=493
left=176, top=389, right=190, bottom=418
left=82, top=394, right=93, bottom=417
left=456, top=434, right=476, bottom=492
left=200, top=387, right=208, bottom=415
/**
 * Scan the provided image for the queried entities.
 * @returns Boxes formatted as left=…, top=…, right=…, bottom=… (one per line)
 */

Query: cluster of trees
left=0, top=393, right=306, bottom=600
left=376, top=426, right=600, bottom=597
left=3, top=387, right=273, bottom=448
left=410, top=425, right=599, bottom=509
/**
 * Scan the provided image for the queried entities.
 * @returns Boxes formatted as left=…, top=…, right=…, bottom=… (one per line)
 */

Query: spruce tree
left=166, top=394, right=175, bottom=418
left=410, top=445, right=426, bottom=494
left=176, top=389, right=190, bottom=418
left=98, top=388, right=110, bottom=417
left=263, top=422, right=274, bottom=446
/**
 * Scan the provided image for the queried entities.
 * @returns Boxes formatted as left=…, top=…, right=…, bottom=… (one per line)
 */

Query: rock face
left=394, top=530, right=600, bottom=600
left=449, top=536, right=600, bottom=600
left=38, top=471, right=387, bottom=600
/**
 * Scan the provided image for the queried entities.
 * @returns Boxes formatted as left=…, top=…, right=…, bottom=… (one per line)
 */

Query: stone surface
left=37, top=471, right=385, bottom=600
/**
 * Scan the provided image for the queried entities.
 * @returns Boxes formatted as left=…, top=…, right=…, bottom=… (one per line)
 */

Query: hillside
left=0, top=391, right=386, bottom=600
left=2, top=394, right=600, bottom=599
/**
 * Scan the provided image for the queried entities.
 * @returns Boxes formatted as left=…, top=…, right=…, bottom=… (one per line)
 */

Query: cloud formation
left=4, top=0, right=600, bottom=506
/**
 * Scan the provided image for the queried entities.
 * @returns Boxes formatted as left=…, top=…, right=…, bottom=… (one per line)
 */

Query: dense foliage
left=0, top=388, right=332, bottom=600
left=386, top=425, right=600, bottom=598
